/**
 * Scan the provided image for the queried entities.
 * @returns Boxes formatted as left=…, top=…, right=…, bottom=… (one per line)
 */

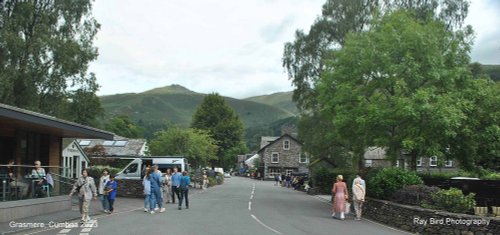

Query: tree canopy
left=148, top=125, right=218, bottom=169
left=317, top=10, right=483, bottom=170
left=104, top=115, right=144, bottom=138
left=191, top=93, right=247, bottom=169
left=0, top=0, right=102, bottom=124
left=281, top=0, right=498, bottom=171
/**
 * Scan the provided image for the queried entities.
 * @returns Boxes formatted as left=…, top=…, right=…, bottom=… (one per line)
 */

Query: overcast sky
left=90, top=0, right=500, bottom=99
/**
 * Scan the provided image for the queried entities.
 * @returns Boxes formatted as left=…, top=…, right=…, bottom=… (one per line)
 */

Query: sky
left=90, top=0, right=500, bottom=99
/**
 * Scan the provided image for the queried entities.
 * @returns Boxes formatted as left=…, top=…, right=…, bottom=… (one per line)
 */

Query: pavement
left=0, top=188, right=205, bottom=235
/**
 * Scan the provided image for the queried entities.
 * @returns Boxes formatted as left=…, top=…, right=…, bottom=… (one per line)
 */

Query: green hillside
left=482, top=64, right=500, bottom=81
left=100, top=85, right=295, bottom=139
left=244, top=91, right=298, bottom=115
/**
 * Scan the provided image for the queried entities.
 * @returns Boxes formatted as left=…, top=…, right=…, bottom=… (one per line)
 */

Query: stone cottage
left=258, top=133, right=308, bottom=179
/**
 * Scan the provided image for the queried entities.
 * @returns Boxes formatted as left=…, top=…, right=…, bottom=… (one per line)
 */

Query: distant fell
left=482, top=64, right=500, bottom=81
left=143, top=84, right=198, bottom=95
left=245, top=91, right=298, bottom=115
left=99, top=85, right=295, bottom=139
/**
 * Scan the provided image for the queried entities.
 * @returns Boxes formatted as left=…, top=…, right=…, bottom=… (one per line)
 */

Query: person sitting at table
left=32, top=160, right=47, bottom=197
left=7, top=159, right=29, bottom=198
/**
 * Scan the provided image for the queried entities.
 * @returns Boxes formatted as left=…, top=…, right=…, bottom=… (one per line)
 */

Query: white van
left=115, top=157, right=189, bottom=180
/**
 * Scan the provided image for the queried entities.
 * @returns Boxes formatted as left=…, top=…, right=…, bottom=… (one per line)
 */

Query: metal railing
left=0, top=165, right=75, bottom=202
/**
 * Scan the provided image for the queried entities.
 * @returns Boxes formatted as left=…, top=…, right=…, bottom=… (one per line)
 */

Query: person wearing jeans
left=143, top=168, right=152, bottom=212
left=149, top=165, right=165, bottom=213
left=98, top=169, right=110, bottom=212
left=171, top=167, right=182, bottom=204
left=178, top=171, right=191, bottom=210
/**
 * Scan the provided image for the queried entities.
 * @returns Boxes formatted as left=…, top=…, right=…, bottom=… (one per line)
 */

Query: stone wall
left=115, top=179, right=143, bottom=198
left=364, top=198, right=500, bottom=235
left=0, top=196, right=71, bottom=222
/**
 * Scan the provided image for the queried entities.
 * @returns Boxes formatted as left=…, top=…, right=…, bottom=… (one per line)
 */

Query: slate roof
left=77, top=137, right=147, bottom=157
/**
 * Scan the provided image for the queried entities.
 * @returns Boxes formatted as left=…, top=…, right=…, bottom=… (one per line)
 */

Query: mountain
left=99, top=85, right=296, bottom=140
left=244, top=91, right=298, bottom=115
left=482, top=64, right=500, bottom=82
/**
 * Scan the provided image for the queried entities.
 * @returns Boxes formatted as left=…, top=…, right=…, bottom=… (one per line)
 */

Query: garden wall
left=364, top=198, right=500, bottom=235
left=115, top=179, right=143, bottom=198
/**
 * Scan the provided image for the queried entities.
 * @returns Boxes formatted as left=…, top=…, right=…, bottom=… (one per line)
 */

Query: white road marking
left=251, top=214, right=283, bottom=235
left=81, top=227, right=92, bottom=232
left=58, top=228, right=71, bottom=234
left=250, top=194, right=254, bottom=200
left=248, top=201, right=252, bottom=210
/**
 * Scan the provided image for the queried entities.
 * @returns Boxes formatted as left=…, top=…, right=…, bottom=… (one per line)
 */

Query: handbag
left=345, top=201, right=351, bottom=214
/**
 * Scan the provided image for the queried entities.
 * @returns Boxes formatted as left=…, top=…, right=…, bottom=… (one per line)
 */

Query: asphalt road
left=20, top=177, right=412, bottom=235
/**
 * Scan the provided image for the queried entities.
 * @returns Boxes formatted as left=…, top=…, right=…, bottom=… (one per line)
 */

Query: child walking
left=105, top=175, right=117, bottom=214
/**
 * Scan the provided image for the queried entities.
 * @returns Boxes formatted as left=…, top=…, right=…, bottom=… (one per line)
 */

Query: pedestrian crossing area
left=57, top=219, right=97, bottom=235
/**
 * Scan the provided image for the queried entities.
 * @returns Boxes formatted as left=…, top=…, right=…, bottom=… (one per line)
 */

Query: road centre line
left=251, top=214, right=283, bottom=235
left=248, top=201, right=252, bottom=210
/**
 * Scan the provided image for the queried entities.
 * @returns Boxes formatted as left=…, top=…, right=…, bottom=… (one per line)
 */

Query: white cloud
left=465, top=0, right=500, bottom=64
left=90, top=0, right=324, bottom=98
left=90, top=0, right=499, bottom=98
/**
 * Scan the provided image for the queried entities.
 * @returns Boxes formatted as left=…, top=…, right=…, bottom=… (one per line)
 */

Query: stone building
left=364, top=147, right=459, bottom=172
left=258, top=133, right=308, bottom=179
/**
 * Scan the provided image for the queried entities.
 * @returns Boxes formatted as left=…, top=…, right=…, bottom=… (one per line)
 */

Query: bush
left=311, top=167, right=357, bottom=194
left=392, top=185, right=440, bottom=206
left=418, top=170, right=476, bottom=181
left=207, top=173, right=224, bottom=187
left=367, top=167, right=423, bottom=199
left=86, top=165, right=122, bottom=180
left=208, top=177, right=217, bottom=187
left=480, top=171, right=500, bottom=180
left=423, top=187, right=476, bottom=214
left=89, top=157, right=132, bottom=169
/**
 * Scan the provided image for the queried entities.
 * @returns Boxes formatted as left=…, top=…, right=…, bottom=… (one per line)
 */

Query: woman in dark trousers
left=178, top=171, right=191, bottom=210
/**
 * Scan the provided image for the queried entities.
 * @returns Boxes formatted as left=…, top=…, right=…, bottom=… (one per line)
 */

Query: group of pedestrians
left=143, top=166, right=191, bottom=214
left=331, top=174, right=366, bottom=221
left=274, top=174, right=306, bottom=190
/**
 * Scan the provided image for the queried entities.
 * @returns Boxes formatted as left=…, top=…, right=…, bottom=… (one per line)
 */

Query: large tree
left=283, top=0, right=470, bottom=169
left=317, top=10, right=497, bottom=172
left=191, top=93, right=247, bottom=169
left=149, top=125, right=218, bottom=169
left=0, top=0, right=102, bottom=122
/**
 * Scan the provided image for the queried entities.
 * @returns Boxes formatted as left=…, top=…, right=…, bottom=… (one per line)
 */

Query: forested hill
left=244, top=91, right=298, bottom=115
left=482, top=64, right=500, bottom=81
left=99, top=85, right=297, bottom=140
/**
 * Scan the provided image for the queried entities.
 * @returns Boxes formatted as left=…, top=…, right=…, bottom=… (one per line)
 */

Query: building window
left=417, top=157, right=422, bottom=167
left=79, top=140, right=91, bottom=146
left=285, top=169, right=294, bottom=175
left=365, top=159, right=373, bottom=167
left=114, top=140, right=128, bottom=146
left=268, top=168, right=281, bottom=177
left=299, top=153, right=308, bottom=163
left=283, top=140, right=290, bottom=150
left=445, top=160, right=453, bottom=167
left=271, top=152, right=279, bottom=163
left=429, top=156, right=438, bottom=167
left=103, top=140, right=114, bottom=146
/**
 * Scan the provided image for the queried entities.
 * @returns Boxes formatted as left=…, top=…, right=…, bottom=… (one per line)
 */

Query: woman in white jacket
left=352, top=178, right=366, bottom=221
left=70, top=169, right=97, bottom=223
